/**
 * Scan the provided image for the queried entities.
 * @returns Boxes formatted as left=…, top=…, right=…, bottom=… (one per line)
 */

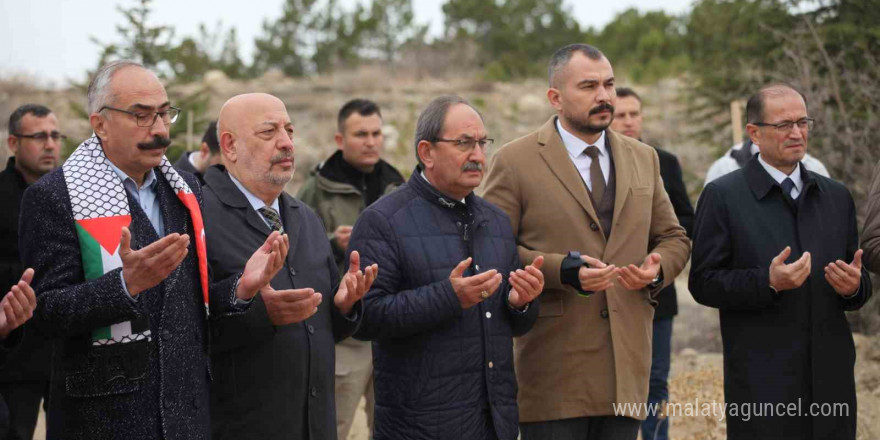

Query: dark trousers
left=0, top=381, right=47, bottom=440
left=642, top=317, right=673, bottom=440
left=520, top=416, right=641, bottom=440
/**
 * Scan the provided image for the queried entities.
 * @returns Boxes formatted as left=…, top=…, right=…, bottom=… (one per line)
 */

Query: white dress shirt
left=556, top=118, right=609, bottom=192
left=758, top=154, right=803, bottom=199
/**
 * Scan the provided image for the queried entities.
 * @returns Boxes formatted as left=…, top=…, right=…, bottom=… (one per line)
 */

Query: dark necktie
left=584, top=145, right=605, bottom=203
left=781, top=177, right=796, bottom=201
left=258, top=206, right=284, bottom=233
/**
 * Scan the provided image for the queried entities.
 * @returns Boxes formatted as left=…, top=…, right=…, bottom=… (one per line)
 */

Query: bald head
left=217, top=93, right=295, bottom=204
left=218, top=93, right=287, bottom=140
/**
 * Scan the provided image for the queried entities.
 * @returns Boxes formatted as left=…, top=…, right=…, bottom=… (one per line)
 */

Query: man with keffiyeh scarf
left=18, top=61, right=289, bottom=440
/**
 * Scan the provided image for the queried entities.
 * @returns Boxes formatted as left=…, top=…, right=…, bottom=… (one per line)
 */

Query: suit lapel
left=609, top=132, right=633, bottom=232
left=536, top=117, right=601, bottom=227
left=244, top=206, right=273, bottom=237
left=279, top=194, right=302, bottom=262
left=204, top=166, right=275, bottom=238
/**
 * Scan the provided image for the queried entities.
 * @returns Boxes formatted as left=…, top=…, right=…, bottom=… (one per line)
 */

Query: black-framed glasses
left=12, top=131, right=67, bottom=143
left=99, top=106, right=181, bottom=127
left=434, top=138, right=495, bottom=152
left=753, top=117, right=815, bottom=133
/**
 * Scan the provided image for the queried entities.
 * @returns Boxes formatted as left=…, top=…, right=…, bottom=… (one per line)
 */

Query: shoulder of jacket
left=498, top=130, right=542, bottom=154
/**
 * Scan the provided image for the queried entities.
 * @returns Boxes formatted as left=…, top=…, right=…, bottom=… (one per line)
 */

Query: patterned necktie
left=781, top=177, right=796, bottom=201
left=584, top=145, right=605, bottom=203
left=258, top=206, right=284, bottom=233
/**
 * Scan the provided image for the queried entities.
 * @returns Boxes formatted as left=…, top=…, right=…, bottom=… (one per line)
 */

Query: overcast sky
left=0, top=0, right=694, bottom=86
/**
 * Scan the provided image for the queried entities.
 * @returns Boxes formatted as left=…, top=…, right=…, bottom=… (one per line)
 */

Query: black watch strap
left=561, top=251, right=593, bottom=297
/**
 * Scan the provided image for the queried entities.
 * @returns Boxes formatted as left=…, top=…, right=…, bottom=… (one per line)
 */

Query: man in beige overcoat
left=482, top=43, right=690, bottom=439
left=863, top=159, right=880, bottom=274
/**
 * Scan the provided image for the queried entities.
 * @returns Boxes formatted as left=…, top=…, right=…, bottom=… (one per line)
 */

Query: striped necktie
left=258, top=206, right=284, bottom=233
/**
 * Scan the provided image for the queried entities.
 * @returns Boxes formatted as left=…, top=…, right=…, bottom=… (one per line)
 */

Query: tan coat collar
left=536, top=116, right=634, bottom=249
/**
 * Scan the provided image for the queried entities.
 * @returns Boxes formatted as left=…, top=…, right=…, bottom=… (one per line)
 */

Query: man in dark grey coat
left=19, top=61, right=288, bottom=440
left=690, top=83, right=872, bottom=440
left=348, top=95, right=545, bottom=440
left=204, top=93, right=376, bottom=440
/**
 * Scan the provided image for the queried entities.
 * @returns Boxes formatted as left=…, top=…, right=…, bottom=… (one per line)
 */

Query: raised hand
left=449, top=257, right=503, bottom=310
left=508, top=256, right=545, bottom=309
left=617, top=253, right=662, bottom=291
left=0, top=268, right=37, bottom=339
left=120, top=227, right=190, bottom=297
left=578, top=254, right=618, bottom=292
left=236, top=231, right=290, bottom=301
left=262, top=285, right=323, bottom=325
left=334, top=250, right=378, bottom=315
left=769, top=246, right=811, bottom=292
left=825, top=249, right=863, bottom=297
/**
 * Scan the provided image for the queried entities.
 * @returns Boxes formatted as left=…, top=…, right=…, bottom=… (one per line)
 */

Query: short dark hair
left=616, top=87, right=641, bottom=103
left=201, top=120, right=219, bottom=154
left=8, top=104, right=53, bottom=135
left=746, top=83, right=807, bottom=124
left=337, top=99, right=382, bottom=133
left=548, top=43, right=606, bottom=88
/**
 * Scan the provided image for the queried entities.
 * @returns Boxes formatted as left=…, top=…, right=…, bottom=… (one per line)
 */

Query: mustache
left=270, top=151, right=294, bottom=164
left=589, top=103, right=615, bottom=116
left=137, top=136, right=172, bottom=150
left=462, top=161, right=483, bottom=172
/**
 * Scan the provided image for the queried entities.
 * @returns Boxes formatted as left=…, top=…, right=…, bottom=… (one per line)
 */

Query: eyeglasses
left=434, top=138, right=495, bottom=152
left=12, top=131, right=67, bottom=143
left=753, top=118, right=815, bottom=133
left=99, top=106, right=181, bottom=127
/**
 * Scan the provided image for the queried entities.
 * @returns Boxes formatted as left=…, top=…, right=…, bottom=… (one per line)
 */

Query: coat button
left=590, top=222, right=599, bottom=231
left=600, top=309, right=609, bottom=319
left=310, top=387, right=317, bottom=397
left=475, top=264, right=481, bottom=271
left=485, top=312, right=492, bottom=319
left=307, top=325, right=315, bottom=334
left=161, top=329, right=171, bottom=341
left=289, top=267, right=296, bottom=277
left=488, top=361, right=494, bottom=369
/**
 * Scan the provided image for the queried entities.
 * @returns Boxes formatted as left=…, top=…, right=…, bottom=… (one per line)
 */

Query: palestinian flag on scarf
left=63, top=135, right=209, bottom=346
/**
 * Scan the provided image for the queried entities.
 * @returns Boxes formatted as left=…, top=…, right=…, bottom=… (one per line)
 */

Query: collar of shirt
left=228, top=173, right=281, bottom=214
left=556, top=118, right=607, bottom=159
left=420, top=170, right=466, bottom=204
left=105, top=160, right=163, bottom=236
left=106, top=160, right=158, bottom=196
left=757, top=153, right=803, bottom=193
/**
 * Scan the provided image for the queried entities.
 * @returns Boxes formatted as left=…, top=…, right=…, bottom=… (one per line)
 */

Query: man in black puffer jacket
left=348, top=95, right=545, bottom=440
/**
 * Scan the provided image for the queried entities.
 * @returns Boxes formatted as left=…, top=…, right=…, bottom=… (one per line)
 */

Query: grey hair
left=87, top=60, right=147, bottom=114
left=548, top=43, right=605, bottom=88
left=413, top=95, right=482, bottom=166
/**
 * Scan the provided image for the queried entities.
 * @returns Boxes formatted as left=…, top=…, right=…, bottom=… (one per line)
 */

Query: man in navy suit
left=19, top=61, right=288, bottom=440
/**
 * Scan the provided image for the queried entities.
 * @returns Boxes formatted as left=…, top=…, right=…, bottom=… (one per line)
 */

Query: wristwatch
left=561, top=251, right=593, bottom=297
left=647, top=269, right=664, bottom=290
